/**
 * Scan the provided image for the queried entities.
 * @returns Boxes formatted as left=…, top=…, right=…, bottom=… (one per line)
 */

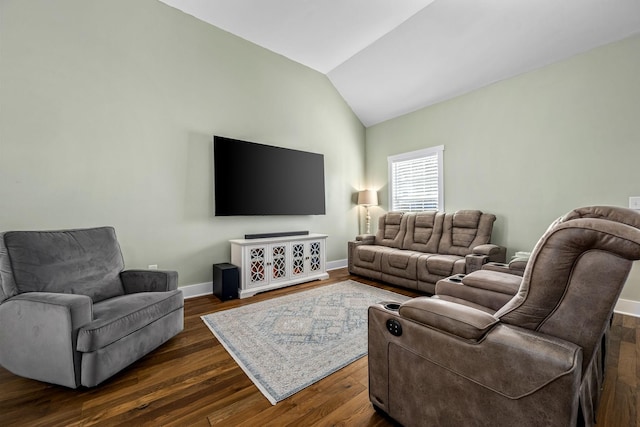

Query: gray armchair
left=0, top=227, right=184, bottom=388
left=368, top=206, right=640, bottom=426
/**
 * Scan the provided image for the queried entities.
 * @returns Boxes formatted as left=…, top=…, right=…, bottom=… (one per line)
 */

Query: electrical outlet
left=148, top=264, right=158, bottom=270
left=629, top=197, right=640, bottom=210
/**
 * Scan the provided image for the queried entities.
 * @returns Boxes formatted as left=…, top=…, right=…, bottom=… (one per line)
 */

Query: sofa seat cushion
left=353, top=245, right=395, bottom=268
left=423, top=254, right=466, bottom=277
left=77, top=290, right=183, bottom=352
left=387, top=251, right=411, bottom=269
left=381, top=250, right=421, bottom=279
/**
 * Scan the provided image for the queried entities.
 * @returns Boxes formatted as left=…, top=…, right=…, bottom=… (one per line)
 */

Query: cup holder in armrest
left=381, top=301, right=401, bottom=311
left=446, top=274, right=466, bottom=284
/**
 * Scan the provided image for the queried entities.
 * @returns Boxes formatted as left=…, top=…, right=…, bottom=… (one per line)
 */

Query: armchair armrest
left=120, top=269, right=178, bottom=293
left=398, top=297, right=498, bottom=341
left=0, top=292, right=93, bottom=388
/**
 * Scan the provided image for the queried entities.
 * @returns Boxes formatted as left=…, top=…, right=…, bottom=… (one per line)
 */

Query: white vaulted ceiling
left=157, top=0, right=640, bottom=126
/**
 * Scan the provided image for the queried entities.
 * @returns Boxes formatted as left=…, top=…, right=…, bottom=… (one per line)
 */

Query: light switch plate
left=629, top=197, right=640, bottom=210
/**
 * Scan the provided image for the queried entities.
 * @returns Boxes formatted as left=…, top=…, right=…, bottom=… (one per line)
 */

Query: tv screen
left=213, top=136, right=326, bottom=216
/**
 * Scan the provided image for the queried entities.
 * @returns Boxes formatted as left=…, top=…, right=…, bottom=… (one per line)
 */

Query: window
left=388, top=145, right=444, bottom=212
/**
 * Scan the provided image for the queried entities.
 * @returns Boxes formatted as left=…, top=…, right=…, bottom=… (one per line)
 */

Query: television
left=213, top=136, right=326, bottom=216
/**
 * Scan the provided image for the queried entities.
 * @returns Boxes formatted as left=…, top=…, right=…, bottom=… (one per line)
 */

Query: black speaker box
left=212, top=263, right=239, bottom=301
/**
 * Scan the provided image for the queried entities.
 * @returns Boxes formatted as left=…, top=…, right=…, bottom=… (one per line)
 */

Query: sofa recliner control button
left=386, top=319, right=402, bottom=336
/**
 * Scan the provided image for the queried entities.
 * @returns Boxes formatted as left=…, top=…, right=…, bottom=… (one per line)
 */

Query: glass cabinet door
left=248, top=246, right=267, bottom=287
left=270, top=244, right=288, bottom=281
left=291, top=242, right=306, bottom=277
left=309, top=241, right=322, bottom=272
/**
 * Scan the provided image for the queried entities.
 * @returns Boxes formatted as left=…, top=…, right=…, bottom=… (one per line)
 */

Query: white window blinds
left=388, top=145, right=444, bottom=212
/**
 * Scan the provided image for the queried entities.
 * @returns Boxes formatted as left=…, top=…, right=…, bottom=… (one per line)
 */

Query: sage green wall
left=366, top=34, right=640, bottom=301
left=0, top=0, right=365, bottom=286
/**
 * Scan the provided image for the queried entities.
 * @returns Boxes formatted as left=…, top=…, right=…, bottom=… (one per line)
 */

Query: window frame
left=387, top=145, right=444, bottom=212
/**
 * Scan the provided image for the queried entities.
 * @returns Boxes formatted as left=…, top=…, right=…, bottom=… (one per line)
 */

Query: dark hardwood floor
left=0, top=268, right=637, bottom=426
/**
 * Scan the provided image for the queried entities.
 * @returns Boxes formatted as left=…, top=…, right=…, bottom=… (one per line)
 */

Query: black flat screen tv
left=213, top=136, right=326, bottom=216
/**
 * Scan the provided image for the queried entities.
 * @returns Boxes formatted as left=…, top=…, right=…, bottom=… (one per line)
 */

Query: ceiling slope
left=158, top=0, right=640, bottom=126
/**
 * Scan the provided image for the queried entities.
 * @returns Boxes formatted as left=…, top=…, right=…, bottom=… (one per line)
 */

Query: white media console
left=230, top=233, right=329, bottom=298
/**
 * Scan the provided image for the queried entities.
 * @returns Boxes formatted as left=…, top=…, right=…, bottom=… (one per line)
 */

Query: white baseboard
left=183, top=260, right=640, bottom=317
left=181, top=259, right=348, bottom=299
left=614, top=298, right=640, bottom=318
left=181, top=281, right=213, bottom=299
left=327, top=259, right=347, bottom=270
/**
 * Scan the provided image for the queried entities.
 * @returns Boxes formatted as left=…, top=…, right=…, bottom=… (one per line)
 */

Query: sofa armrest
left=482, top=257, right=528, bottom=277
left=508, top=256, right=528, bottom=271
left=348, top=238, right=375, bottom=274
left=120, top=269, right=179, bottom=293
left=473, top=244, right=507, bottom=263
left=0, top=292, right=93, bottom=388
left=397, top=297, right=499, bottom=341
left=465, top=244, right=507, bottom=272
left=355, top=234, right=375, bottom=243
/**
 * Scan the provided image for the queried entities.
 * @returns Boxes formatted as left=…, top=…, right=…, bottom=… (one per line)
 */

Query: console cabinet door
left=290, top=240, right=325, bottom=279
left=290, top=242, right=307, bottom=278
left=308, top=240, right=324, bottom=274
left=244, top=243, right=290, bottom=289
left=245, top=245, right=269, bottom=289
left=269, top=242, right=289, bottom=283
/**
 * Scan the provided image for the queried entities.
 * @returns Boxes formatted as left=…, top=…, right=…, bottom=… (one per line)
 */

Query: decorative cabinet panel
left=230, top=234, right=329, bottom=298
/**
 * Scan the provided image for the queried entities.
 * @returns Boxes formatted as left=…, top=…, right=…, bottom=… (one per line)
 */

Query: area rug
left=201, top=280, right=411, bottom=404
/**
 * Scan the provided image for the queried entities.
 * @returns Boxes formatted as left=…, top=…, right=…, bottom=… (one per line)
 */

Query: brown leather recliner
left=368, top=206, right=640, bottom=427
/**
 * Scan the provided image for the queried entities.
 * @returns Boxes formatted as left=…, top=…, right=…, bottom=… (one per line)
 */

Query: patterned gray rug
left=201, top=280, right=411, bottom=404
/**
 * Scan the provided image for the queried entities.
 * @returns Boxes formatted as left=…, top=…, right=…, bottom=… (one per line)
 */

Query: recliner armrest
left=398, top=297, right=499, bottom=341
left=120, top=269, right=179, bottom=293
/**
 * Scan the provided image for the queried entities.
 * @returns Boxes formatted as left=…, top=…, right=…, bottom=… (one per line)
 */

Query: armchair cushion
left=2, top=228, right=125, bottom=303
left=77, top=289, right=183, bottom=352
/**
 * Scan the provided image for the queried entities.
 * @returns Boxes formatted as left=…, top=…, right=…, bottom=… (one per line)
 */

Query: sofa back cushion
left=402, top=212, right=444, bottom=253
left=375, top=212, right=408, bottom=248
left=1, top=227, right=125, bottom=303
left=438, top=210, right=496, bottom=256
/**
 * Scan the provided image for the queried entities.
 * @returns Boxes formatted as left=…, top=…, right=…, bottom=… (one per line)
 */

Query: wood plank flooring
left=0, top=268, right=638, bottom=426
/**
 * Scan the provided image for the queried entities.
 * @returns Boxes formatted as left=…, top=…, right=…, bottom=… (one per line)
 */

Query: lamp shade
left=357, top=190, right=378, bottom=206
